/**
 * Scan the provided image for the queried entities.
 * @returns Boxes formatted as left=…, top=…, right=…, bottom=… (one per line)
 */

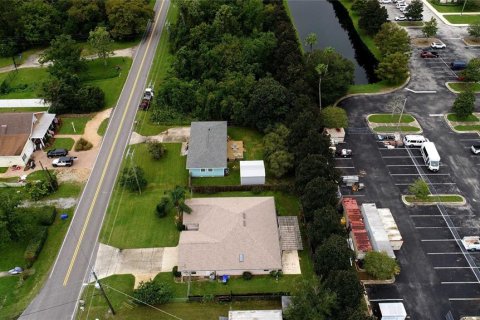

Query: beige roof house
left=178, top=197, right=282, bottom=276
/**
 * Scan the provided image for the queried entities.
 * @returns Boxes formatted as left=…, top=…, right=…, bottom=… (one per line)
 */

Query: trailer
left=461, top=236, right=480, bottom=251
left=361, top=203, right=395, bottom=259
left=139, top=87, right=154, bottom=110
left=378, top=208, right=403, bottom=251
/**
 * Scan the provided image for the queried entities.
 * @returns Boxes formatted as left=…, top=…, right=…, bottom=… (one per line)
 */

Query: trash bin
left=60, top=214, right=69, bottom=220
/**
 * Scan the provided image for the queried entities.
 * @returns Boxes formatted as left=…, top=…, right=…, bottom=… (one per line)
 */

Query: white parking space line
left=369, top=299, right=404, bottom=302
left=390, top=173, right=450, bottom=176
left=449, top=298, right=480, bottom=301
left=395, top=183, right=455, bottom=185
left=388, top=164, right=447, bottom=167
left=442, top=282, right=479, bottom=284
left=429, top=114, right=444, bottom=117
left=421, top=239, right=458, bottom=241
left=435, top=267, right=480, bottom=269
left=335, top=167, right=355, bottom=169
left=427, top=252, right=464, bottom=255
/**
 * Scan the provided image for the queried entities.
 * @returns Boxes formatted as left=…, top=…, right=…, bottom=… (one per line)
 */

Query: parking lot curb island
left=401, top=194, right=466, bottom=207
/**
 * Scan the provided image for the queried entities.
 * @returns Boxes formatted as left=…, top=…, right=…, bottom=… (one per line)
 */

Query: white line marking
left=449, top=298, right=480, bottom=301
left=382, top=156, right=423, bottom=158
left=390, top=173, right=450, bottom=176
left=429, top=114, right=444, bottom=117
left=442, top=282, right=479, bottom=284
left=421, top=239, right=457, bottom=241
left=405, top=88, right=437, bottom=93
left=369, top=299, right=404, bottom=302
left=416, top=227, right=461, bottom=229
left=435, top=267, right=480, bottom=269
left=427, top=252, right=464, bottom=255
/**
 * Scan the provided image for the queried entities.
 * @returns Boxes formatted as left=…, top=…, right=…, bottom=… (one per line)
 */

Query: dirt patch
left=463, top=37, right=480, bottom=46
left=56, top=168, right=91, bottom=183
left=411, top=38, right=439, bottom=47
left=20, top=197, right=78, bottom=209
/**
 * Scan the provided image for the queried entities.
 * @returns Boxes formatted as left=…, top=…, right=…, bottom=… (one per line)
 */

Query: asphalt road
left=19, top=1, right=170, bottom=319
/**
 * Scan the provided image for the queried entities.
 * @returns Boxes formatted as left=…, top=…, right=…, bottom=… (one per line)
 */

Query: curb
left=445, top=82, right=461, bottom=94
left=361, top=277, right=396, bottom=285
left=366, top=114, right=423, bottom=134
left=462, top=38, right=480, bottom=47
left=401, top=194, right=467, bottom=207
left=444, top=112, right=480, bottom=134
left=421, top=0, right=469, bottom=27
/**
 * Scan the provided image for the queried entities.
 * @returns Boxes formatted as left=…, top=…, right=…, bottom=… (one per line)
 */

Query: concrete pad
left=94, top=244, right=179, bottom=288
left=0, top=99, right=48, bottom=108
left=282, top=250, right=301, bottom=275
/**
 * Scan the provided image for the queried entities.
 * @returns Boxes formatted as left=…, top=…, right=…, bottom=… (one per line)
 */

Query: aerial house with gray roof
left=186, top=121, right=227, bottom=177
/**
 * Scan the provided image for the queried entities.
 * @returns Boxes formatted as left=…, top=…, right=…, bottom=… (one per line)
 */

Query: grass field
left=373, top=126, right=420, bottom=133
left=444, top=15, right=480, bottom=24
left=97, top=118, right=109, bottom=136
left=0, top=207, right=74, bottom=319
left=447, top=113, right=479, bottom=122
left=0, top=68, right=50, bottom=99
left=100, top=143, right=188, bottom=248
left=192, top=162, right=240, bottom=186
left=134, top=111, right=183, bottom=136
left=0, top=167, right=8, bottom=173
left=448, top=82, right=480, bottom=93
left=405, top=195, right=464, bottom=203
left=428, top=0, right=480, bottom=13
left=347, top=80, right=399, bottom=94
left=368, top=114, right=415, bottom=123
left=47, top=137, right=75, bottom=151
left=397, top=21, right=424, bottom=27
left=78, top=273, right=282, bottom=320
left=227, top=127, right=264, bottom=160
left=0, top=48, right=43, bottom=69
left=454, top=125, right=480, bottom=131
left=58, top=116, right=92, bottom=134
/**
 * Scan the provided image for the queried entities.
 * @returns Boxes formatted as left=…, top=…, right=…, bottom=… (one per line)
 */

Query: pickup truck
left=461, top=236, right=480, bottom=251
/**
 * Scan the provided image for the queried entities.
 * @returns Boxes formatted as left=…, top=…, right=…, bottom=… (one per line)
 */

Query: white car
left=431, top=42, right=446, bottom=49
left=396, top=2, right=406, bottom=8
left=380, top=0, right=392, bottom=3
left=395, top=15, right=407, bottom=21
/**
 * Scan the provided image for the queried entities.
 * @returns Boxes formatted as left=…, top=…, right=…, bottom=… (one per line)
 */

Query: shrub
left=270, top=270, right=283, bottom=278
left=133, top=280, right=173, bottom=305
left=156, top=197, right=171, bottom=218
left=242, top=271, right=253, bottom=280
left=74, top=137, right=93, bottom=151
left=25, top=179, right=57, bottom=201
left=24, top=226, right=48, bottom=267
left=37, top=206, right=57, bottom=226
left=119, top=166, right=147, bottom=192
left=408, top=178, right=429, bottom=200
left=364, top=251, right=400, bottom=280
left=0, top=80, right=11, bottom=94
left=172, top=266, right=181, bottom=277
left=148, top=141, right=166, bottom=160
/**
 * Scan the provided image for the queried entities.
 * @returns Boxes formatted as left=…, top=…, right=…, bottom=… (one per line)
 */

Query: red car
left=420, top=50, right=439, bottom=58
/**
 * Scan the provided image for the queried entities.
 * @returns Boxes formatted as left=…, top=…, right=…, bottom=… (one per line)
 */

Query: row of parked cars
left=46, top=148, right=77, bottom=167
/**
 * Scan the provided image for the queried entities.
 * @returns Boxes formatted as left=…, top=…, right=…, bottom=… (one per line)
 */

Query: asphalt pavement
left=19, top=1, right=170, bottom=319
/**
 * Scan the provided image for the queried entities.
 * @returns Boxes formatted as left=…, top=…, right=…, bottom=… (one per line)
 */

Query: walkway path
left=0, top=99, right=48, bottom=108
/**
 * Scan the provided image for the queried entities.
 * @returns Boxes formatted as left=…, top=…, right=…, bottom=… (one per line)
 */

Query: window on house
left=201, top=169, right=206, bottom=172
left=191, top=272, right=197, bottom=275
left=22, top=154, right=27, bottom=162
left=208, top=169, right=213, bottom=172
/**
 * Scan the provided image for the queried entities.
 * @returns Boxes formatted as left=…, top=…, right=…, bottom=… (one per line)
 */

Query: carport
left=31, top=112, right=57, bottom=150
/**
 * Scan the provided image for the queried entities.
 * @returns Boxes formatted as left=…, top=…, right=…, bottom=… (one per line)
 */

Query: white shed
left=240, top=161, right=265, bottom=185
left=379, top=302, right=407, bottom=320
left=229, top=310, right=282, bottom=320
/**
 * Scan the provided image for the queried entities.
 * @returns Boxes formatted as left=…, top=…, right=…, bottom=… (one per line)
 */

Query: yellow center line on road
left=63, top=0, right=165, bottom=286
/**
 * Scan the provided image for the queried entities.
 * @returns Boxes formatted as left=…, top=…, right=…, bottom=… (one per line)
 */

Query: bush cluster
left=74, top=137, right=93, bottom=151
left=24, top=226, right=48, bottom=267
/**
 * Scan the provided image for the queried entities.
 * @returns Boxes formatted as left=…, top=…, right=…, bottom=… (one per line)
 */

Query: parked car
left=376, top=134, right=396, bottom=141
left=471, top=145, right=480, bottom=155
left=336, top=148, right=353, bottom=158
left=8, top=267, right=23, bottom=275
left=420, top=50, right=439, bottom=58
left=431, top=42, right=446, bottom=49
left=395, top=15, right=407, bottom=21
left=47, top=148, right=69, bottom=158
left=451, top=60, right=467, bottom=70
left=52, top=156, right=76, bottom=167
left=380, top=0, right=392, bottom=3
left=408, top=16, right=422, bottom=21
left=396, top=2, right=406, bottom=8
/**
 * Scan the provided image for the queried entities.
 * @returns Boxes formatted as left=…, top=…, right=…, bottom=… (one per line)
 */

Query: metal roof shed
left=361, top=203, right=395, bottom=259
left=228, top=310, right=282, bottom=320
left=379, top=302, right=407, bottom=320
left=240, top=160, right=265, bottom=185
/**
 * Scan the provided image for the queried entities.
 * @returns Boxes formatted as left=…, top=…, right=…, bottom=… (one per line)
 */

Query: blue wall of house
left=189, top=168, right=225, bottom=177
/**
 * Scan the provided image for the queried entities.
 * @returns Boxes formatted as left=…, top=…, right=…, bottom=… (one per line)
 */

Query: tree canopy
left=374, top=23, right=410, bottom=57
left=314, top=234, right=354, bottom=277
left=452, top=90, right=476, bottom=120
left=375, top=52, right=409, bottom=84
left=422, top=17, right=438, bottom=38
left=321, top=106, right=349, bottom=128
left=358, top=0, right=388, bottom=35
left=405, top=0, right=423, bottom=21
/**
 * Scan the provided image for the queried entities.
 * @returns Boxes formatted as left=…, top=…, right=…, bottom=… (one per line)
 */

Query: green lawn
left=338, top=0, right=382, bottom=60
left=192, top=162, right=240, bottom=186
left=47, top=137, right=75, bottom=151
left=78, top=273, right=282, bottom=320
left=447, top=113, right=479, bottom=122
left=368, top=114, right=415, bottom=123
left=454, top=125, right=480, bottom=131
left=347, top=80, right=399, bottom=94
left=0, top=208, right=74, bottom=319
left=134, top=111, right=181, bottom=136
left=0, top=107, right=48, bottom=113
left=83, top=57, right=133, bottom=108
left=58, top=116, right=91, bottom=134
left=227, top=127, right=264, bottom=160
left=0, top=48, right=42, bottom=69
left=428, top=0, right=480, bottom=13
left=100, top=143, right=188, bottom=248
left=373, top=126, right=420, bottom=133
left=0, top=68, right=49, bottom=99
left=80, top=39, right=140, bottom=57
left=397, top=21, right=424, bottom=27
left=444, top=15, right=480, bottom=24
left=405, top=195, right=464, bottom=203
left=97, top=118, right=109, bottom=136
left=448, top=82, right=480, bottom=93
left=0, top=167, right=8, bottom=173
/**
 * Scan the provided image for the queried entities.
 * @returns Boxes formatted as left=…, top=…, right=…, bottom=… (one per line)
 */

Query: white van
left=420, top=142, right=440, bottom=172
left=403, top=135, right=429, bottom=147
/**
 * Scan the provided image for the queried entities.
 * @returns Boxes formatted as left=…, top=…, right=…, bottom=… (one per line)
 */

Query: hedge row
left=24, top=226, right=48, bottom=267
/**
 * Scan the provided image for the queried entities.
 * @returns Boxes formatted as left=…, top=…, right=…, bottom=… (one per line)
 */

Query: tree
left=66, top=0, right=107, bottom=39
left=307, top=206, right=345, bottom=249
left=40, top=34, right=84, bottom=77
left=41, top=74, right=82, bottom=114
left=77, top=85, right=105, bottom=113
left=461, top=57, right=480, bottom=82
left=304, top=32, right=317, bottom=52
left=119, top=166, right=147, bottom=193
left=295, top=154, right=338, bottom=194
left=156, top=197, right=172, bottom=218
left=263, top=124, right=294, bottom=178
left=166, top=186, right=192, bottom=224
left=265, top=150, right=294, bottom=178
left=468, top=22, right=480, bottom=39
left=106, top=0, right=154, bottom=40
left=374, top=22, right=410, bottom=57
left=314, top=234, right=354, bottom=277
left=88, top=26, right=114, bottom=65
left=452, top=89, right=476, bottom=120
left=325, top=270, right=364, bottom=311
left=305, top=48, right=354, bottom=106
left=422, top=17, right=438, bottom=38
left=321, top=106, right=348, bottom=128
left=133, top=280, right=172, bottom=305
left=405, top=0, right=423, bottom=21
left=375, top=52, right=409, bottom=85
left=284, top=279, right=337, bottom=320
left=147, top=141, right=166, bottom=160
left=358, top=0, right=388, bottom=35
left=20, top=0, right=60, bottom=46
left=364, top=251, right=400, bottom=280
left=301, top=177, right=339, bottom=219
left=351, top=0, right=368, bottom=14
left=408, top=178, right=430, bottom=200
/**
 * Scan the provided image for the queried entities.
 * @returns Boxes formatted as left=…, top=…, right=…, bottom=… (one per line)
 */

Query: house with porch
left=186, top=121, right=228, bottom=177
left=0, top=112, right=57, bottom=167
left=178, top=197, right=283, bottom=278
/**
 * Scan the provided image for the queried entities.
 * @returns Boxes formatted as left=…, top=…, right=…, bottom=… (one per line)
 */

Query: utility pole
left=39, top=160, right=57, bottom=191
left=396, top=98, right=407, bottom=133
left=92, top=271, right=116, bottom=315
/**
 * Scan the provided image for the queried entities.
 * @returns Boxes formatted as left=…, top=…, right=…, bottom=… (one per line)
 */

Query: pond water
left=287, top=0, right=378, bottom=84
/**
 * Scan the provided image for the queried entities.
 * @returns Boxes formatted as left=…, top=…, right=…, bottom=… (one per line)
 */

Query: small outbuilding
left=228, top=310, right=282, bottom=320
left=240, top=160, right=265, bottom=185
left=379, top=302, right=407, bottom=320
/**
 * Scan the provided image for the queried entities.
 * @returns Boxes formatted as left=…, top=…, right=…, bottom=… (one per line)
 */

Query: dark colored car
left=451, top=60, right=467, bottom=71
left=47, top=148, right=68, bottom=158
left=420, top=50, right=439, bottom=58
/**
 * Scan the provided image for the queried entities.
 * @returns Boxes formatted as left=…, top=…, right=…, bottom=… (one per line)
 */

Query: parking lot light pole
left=396, top=98, right=407, bottom=133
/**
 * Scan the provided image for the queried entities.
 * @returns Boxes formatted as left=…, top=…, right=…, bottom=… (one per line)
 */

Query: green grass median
left=368, top=114, right=415, bottom=123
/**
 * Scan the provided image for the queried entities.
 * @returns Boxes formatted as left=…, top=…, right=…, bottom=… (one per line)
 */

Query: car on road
left=420, top=50, right=439, bottom=58
left=47, top=148, right=69, bottom=158
left=52, top=156, right=76, bottom=167
left=471, top=145, right=480, bottom=154
left=395, top=15, right=407, bottom=21
left=431, top=42, right=446, bottom=49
